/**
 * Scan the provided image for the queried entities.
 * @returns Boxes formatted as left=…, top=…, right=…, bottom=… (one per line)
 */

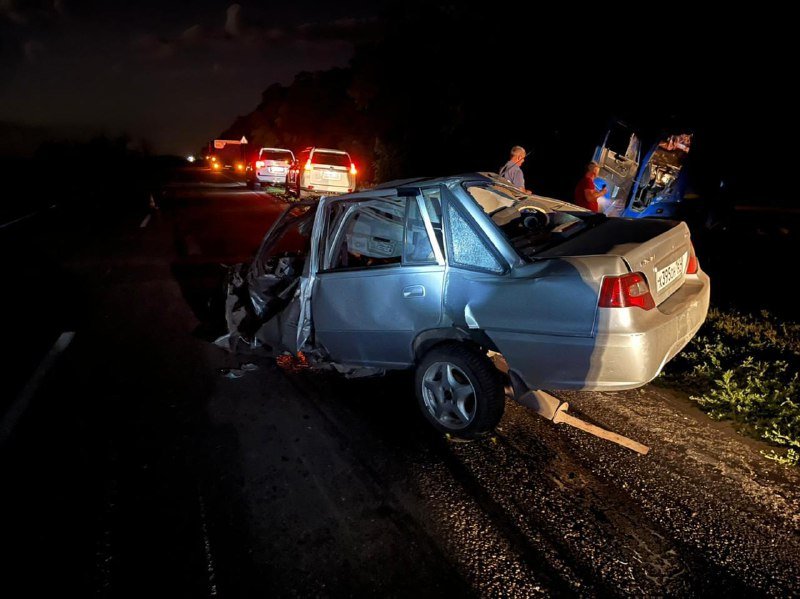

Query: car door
left=312, top=193, right=445, bottom=367
left=591, top=121, right=641, bottom=216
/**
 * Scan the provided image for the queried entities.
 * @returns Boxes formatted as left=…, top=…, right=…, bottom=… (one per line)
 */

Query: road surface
left=1, top=167, right=798, bottom=597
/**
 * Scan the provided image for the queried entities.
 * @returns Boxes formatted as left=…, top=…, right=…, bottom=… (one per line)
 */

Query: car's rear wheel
left=415, top=343, right=505, bottom=439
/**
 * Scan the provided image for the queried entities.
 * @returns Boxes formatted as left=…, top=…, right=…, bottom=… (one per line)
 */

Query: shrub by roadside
left=661, top=308, right=800, bottom=466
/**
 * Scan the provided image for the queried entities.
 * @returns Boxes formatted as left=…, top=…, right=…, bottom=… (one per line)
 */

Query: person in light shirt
left=499, top=146, right=531, bottom=194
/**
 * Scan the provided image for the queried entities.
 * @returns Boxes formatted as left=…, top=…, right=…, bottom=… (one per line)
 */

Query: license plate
left=656, top=252, right=687, bottom=293
left=268, top=166, right=286, bottom=173
left=323, top=171, right=341, bottom=180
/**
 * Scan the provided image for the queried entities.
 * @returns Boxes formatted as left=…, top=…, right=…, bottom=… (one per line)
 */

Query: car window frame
left=403, top=193, right=444, bottom=267
left=318, top=194, right=442, bottom=274
left=251, top=203, right=316, bottom=278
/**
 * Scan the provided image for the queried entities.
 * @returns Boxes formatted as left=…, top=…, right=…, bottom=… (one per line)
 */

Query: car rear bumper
left=301, top=184, right=352, bottom=195
left=491, top=270, right=710, bottom=391
left=255, top=172, right=287, bottom=184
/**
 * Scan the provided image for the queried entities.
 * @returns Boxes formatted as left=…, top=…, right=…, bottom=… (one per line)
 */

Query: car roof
left=310, top=147, right=349, bottom=154
left=371, top=172, right=496, bottom=190
left=259, top=147, right=293, bottom=152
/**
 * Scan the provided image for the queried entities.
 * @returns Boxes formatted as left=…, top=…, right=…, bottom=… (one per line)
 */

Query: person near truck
left=499, top=146, right=531, bottom=194
left=573, top=162, right=607, bottom=213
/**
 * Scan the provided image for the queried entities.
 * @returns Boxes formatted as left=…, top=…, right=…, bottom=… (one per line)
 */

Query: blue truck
left=592, top=122, right=697, bottom=220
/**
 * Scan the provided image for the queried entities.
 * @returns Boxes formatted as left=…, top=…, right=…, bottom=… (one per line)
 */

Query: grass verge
left=661, top=308, right=800, bottom=466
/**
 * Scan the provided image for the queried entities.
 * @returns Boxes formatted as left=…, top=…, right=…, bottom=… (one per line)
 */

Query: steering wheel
left=519, top=207, right=549, bottom=231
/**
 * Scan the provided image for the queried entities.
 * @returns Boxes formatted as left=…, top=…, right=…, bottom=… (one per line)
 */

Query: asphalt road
left=1, top=166, right=798, bottom=597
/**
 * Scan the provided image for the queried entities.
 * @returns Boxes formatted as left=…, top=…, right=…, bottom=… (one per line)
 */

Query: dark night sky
left=1, top=1, right=389, bottom=155
left=2, top=1, right=796, bottom=175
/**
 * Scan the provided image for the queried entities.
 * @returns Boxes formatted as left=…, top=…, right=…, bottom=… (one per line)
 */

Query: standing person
left=573, top=163, right=607, bottom=213
left=499, top=146, right=531, bottom=194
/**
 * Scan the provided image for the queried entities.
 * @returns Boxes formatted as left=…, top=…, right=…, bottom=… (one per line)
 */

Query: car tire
left=415, top=343, right=505, bottom=439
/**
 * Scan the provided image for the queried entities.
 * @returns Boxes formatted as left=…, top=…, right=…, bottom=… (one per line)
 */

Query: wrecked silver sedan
left=220, top=173, right=710, bottom=438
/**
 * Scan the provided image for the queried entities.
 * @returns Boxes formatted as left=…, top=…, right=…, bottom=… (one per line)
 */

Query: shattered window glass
left=446, top=203, right=503, bottom=273
left=404, top=198, right=436, bottom=264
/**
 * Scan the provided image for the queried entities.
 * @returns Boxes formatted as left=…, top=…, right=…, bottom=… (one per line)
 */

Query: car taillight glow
left=212, top=162, right=220, bottom=170
left=686, top=243, right=699, bottom=274
left=598, top=272, right=655, bottom=310
left=236, top=163, right=244, bottom=171
left=304, top=159, right=313, bottom=171
left=349, top=163, right=357, bottom=175
left=255, top=160, right=265, bottom=168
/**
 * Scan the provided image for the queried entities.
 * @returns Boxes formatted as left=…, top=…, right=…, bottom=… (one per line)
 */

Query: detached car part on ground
left=218, top=173, right=709, bottom=445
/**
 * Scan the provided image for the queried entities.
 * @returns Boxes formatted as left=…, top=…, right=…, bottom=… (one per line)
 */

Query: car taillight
left=349, top=163, right=357, bottom=175
left=304, top=159, right=313, bottom=171
left=599, top=272, right=655, bottom=310
left=255, top=160, right=265, bottom=168
left=686, top=243, right=699, bottom=274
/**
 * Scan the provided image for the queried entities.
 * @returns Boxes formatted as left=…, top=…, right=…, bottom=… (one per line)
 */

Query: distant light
left=187, top=155, right=195, bottom=163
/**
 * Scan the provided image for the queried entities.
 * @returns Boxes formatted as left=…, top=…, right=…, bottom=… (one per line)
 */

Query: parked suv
left=247, top=147, right=295, bottom=189
left=286, top=147, right=356, bottom=198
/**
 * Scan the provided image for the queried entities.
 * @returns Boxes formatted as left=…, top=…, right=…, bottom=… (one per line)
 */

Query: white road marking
left=0, top=204, right=57, bottom=230
left=197, top=493, right=219, bottom=597
left=0, top=331, right=76, bottom=444
left=139, top=214, right=152, bottom=228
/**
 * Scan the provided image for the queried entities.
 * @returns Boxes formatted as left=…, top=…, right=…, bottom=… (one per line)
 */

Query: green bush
left=662, top=309, right=800, bottom=466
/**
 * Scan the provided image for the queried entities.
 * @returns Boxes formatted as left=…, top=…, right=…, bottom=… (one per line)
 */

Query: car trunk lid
left=537, top=218, right=691, bottom=305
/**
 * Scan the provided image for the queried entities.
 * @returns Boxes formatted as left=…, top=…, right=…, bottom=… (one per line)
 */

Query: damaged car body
left=220, top=173, right=710, bottom=439
left=593, top=121, right=696, bottom=220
